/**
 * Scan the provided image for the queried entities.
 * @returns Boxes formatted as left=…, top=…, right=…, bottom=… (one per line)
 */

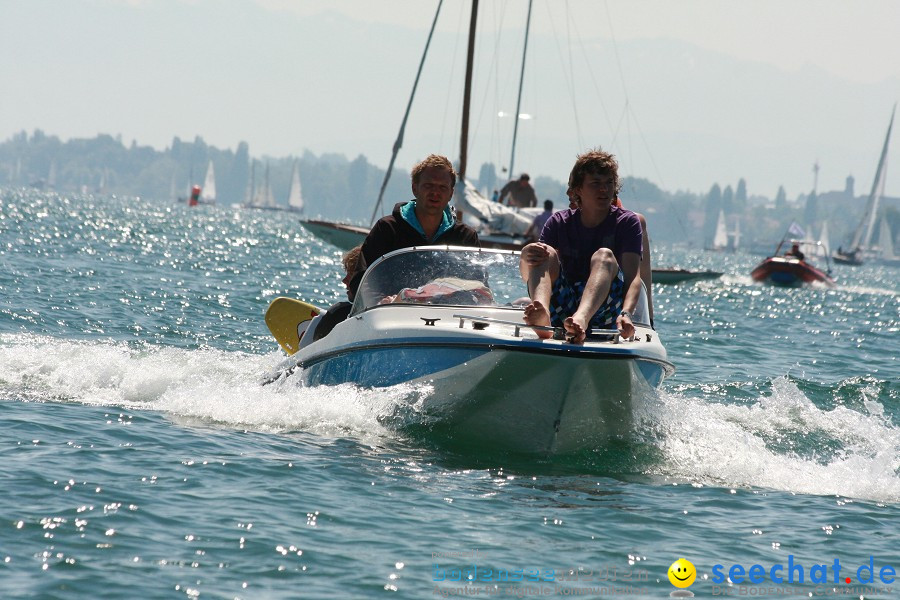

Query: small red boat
left=751, top=239, right=835, bottom=287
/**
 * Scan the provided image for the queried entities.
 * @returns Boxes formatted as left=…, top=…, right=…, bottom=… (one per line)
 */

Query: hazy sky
left=3, top=0, right=900, bottom=197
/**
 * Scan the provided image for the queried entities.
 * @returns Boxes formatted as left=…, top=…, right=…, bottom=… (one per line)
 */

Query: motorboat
left=269, top=246, right=675, bottom=455
left=750, top=239, right=835, bottom=287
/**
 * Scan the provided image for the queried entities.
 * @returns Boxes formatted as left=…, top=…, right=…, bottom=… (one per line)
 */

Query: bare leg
left=564, top=248, right=618, bottom=344
left=523, top=301, right=552, bottom=339
left=519, top=243, right=559, bottom=339
left=636, top=213, right=653, bottom=325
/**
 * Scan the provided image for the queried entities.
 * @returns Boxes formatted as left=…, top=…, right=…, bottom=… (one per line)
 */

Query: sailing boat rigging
left=300, top=0, right=535, bottom=251
left=245, top=162, right=276, bottom=210
left=299, top=2, right=718, bottom=285
left=833, top=104, right=895, bottom=266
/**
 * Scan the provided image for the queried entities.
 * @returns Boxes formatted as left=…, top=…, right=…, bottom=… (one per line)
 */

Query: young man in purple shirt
left=519, top=149, right=642, bottom=343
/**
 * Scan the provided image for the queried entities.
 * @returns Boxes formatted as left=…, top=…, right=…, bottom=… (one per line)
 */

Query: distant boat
left=245, top=163, right=277, bottom=210
left=751, top=224, right=835, bottom=287
left=731, top=217, right=741, bottom=252
left=300, top=220, right=370, bottom=250
left=834, top=105, right=895, bottom=266
left=817, top=221, right=831, bottom=259
left=707, top=209, right=729, bottom=251
left=652, top=268, right=723, bottom=284
left=286, top=161, right=304, bottom=213
left=188, top=184, right=201, bottom=207
left=200, top=160, right=216, bottom=204
left=877, top=217, right=900, bottom=267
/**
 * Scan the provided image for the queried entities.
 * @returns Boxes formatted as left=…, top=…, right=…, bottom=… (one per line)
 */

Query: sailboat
left=200, top=160, right=216, bottom=204
left=299, top=1, right=535, bottom=251
left=815, top=221, right=831, bottom=260
left=834, top=105, right=895, bottom=266
left=286, top=161, right=304, bottom=213
left=299, top=3, right=717, bottom=287
left=730, top=217, right=741, bottom=252
left=707, top=210, right=729, bottom=252
left=245, top=163, right=277, bottom=210
left=877, top=217, right=899, bottom=267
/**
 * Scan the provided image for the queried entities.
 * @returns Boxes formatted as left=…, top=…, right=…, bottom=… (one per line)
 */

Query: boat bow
left=271, top=246, right=674, bottom=454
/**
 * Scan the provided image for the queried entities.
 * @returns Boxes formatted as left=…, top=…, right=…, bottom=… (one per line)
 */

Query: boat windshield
left=351, top=247, right=528, bottom=314
left=350, top=246, right=651, bottom=325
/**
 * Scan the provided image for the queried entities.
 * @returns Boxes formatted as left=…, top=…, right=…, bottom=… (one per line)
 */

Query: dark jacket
left=361, top=201, right=480, bottom=267
left=312, top=301, right=353, bottom=341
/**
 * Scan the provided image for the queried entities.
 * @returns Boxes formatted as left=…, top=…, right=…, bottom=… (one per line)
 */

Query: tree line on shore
left=3, top=129, right=889, bottom=248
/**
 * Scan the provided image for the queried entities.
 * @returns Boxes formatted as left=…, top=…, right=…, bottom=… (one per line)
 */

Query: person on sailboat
left=499, top=173, right=538, bottom=208
left=525, top=200, right=554, bottom=243
left=520, top=150, right=642, bottom=344
left=357, top=154, right=479, bottom=272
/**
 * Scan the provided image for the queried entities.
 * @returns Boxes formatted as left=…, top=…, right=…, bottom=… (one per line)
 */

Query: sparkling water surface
left=1, top=190, right=898, bottom=599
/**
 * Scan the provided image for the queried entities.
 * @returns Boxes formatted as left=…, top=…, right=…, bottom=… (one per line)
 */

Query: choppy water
left=1, top=189, right=898, bottom=599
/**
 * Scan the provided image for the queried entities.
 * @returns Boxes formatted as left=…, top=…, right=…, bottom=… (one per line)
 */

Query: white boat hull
left=281, top=304, right=673, bottom=454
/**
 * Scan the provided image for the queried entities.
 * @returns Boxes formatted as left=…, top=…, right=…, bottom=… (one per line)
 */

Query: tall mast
left=457, top=0, right=478, bottom=182
left=508, top=0, right=533, bottom=179
left=369, top=0, right=444, bottom=225
left=851, top=104, right=895, bottom=251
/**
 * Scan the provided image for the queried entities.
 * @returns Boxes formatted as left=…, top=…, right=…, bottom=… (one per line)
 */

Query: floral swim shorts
left=549, top=269, right=625, bottom=329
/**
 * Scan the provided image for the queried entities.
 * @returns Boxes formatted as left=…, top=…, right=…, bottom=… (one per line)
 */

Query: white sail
left=244, top=161, right=255, bottom=206
left=287, top=161, right=304, bottom=212
left=879, top=217, right=896, bottom=260
left=265, top=168, right=276, bottom=207
left=816, top=222, right=831, bottom=258
left=454, top=179, right=534, bottom=237
left=250, top=165, right=268, bottom=208
left=730, top=217, right=741, bottom=250
left=803, top=224, right=816, bottom=247
left=201, top=160, right=216, bottom=203
left=251, top=163, right=275, bottom=208
left=850, top=106, right=894, bottom=252
left=711, top=210, right=728, bottom=250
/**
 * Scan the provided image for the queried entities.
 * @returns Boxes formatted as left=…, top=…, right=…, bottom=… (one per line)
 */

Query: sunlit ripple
left=1, top=190, right=898, bottom=598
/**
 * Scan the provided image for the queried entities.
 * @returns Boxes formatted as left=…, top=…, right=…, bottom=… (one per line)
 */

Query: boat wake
left=2, top=334, right=896, bottom=501
left=653, top=376, right=900, bottom=503
left=0, top=333, right=429, bottom=446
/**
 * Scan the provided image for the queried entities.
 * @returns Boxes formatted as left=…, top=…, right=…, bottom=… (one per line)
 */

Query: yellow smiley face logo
left=668, top=558, right=696, bottom=588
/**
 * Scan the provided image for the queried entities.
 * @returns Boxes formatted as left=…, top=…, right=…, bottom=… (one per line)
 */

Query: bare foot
left=523, top=301, right=553, bottom=339
left=563, top=315, right=588, bottom=345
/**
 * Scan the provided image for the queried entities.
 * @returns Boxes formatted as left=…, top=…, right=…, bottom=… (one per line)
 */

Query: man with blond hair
left=360, top=154, right=479, bottom=269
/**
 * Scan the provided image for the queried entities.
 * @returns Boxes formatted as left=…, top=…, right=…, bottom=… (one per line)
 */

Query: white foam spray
left=653, top=375, right=900, bottom=503
left=0, top=333, right=431, bottom=445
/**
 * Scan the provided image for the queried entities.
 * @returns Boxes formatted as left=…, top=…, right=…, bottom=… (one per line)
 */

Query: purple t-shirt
left=539, top=206, right=642, bottom=283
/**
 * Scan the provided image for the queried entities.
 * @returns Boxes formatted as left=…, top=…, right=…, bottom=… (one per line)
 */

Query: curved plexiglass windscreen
left=350, top=246, right=650, bottom=326
left=352, top=248, right=528, bottom=314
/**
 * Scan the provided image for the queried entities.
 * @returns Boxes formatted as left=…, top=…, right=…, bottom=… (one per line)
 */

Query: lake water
left=1, top=189, right=897, bottom=599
